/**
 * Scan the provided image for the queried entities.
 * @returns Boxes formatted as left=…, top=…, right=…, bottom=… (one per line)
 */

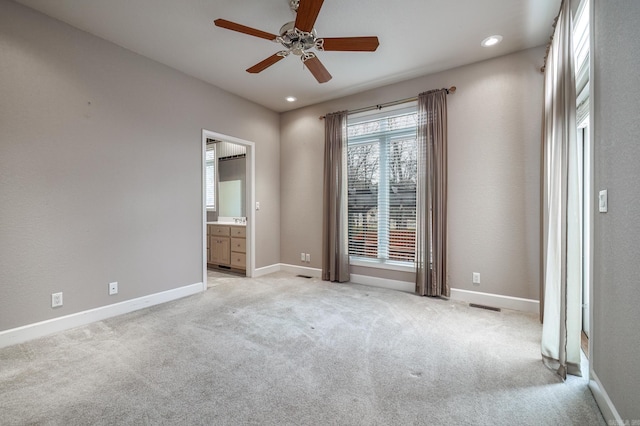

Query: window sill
left=349, top=257, right=415, bottom=273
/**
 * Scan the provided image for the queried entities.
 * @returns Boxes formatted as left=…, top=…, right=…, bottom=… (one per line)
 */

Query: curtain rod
left=318, top=86, right=456, bottom=120
left=540, top=0, right=565, bottom=73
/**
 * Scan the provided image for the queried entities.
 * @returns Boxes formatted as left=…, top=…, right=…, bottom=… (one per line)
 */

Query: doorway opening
left=201, top=129, right=256, bottom=290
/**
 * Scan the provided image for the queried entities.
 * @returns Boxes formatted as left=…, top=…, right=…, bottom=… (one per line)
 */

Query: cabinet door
left=207, top=234, right=212, bottom=263
left=210, top=236, right=231, bottom=265
left=208, top=235, right=216, bottom=264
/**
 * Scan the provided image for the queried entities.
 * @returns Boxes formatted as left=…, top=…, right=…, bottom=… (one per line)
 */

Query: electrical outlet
left=305, top=253, right=310, bottom=262
left=109, top=281, right=118, bottom=295
left=472, top=272, right=481, bottom=285
left=52, top=292, right=63, bottom=308
left=301, top=252, right=305, bottom=261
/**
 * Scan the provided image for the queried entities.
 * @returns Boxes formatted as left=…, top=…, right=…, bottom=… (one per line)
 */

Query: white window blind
left=205, top=143, right=216, bottom=210
left=574, top=0, right=590, bottom=127
left=347, top=106, right=418, bottom=264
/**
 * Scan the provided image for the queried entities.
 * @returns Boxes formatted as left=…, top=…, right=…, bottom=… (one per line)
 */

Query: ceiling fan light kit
left=214, top=0, right=380, bottom=83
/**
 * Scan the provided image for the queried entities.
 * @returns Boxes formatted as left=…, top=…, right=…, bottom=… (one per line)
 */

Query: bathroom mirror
left=219, top=180, right=243, bottom=217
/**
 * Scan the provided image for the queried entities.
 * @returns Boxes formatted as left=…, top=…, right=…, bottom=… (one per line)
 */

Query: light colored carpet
left=207, top=268, right=245, bottom=288
left=0, top=272, right=604, bottom=425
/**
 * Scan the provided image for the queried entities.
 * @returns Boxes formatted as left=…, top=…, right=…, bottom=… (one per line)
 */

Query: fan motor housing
left=279, top=21, right=316, bottom=55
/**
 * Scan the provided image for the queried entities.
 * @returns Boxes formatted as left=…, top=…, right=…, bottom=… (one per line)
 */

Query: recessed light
left=286, top=96, right=297, bottom=102
left=481, top=35, right=503, bottom=47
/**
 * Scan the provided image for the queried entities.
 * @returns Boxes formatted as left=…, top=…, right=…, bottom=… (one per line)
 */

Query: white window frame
left=347, top=102, right=418, bottom=272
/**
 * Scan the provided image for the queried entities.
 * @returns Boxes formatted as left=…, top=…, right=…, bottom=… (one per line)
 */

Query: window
left=205, top=142, right=216, bottom=210
left=347, top=104, right=418, bottom=266
left=573, top=0, right=591, bottom=341
left=574, top=0, right=590, bottom=128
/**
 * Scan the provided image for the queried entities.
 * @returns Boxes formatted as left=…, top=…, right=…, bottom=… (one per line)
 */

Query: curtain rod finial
left=448, top=86, right=456, bottom=94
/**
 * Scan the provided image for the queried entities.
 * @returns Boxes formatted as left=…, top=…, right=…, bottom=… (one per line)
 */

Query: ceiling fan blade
left=246, top=53, right=286, bottom=74
left=295, top=0, right=324, bottom=33
left=304, top=56, right=332, bottom=83
left=319, top=36, right=380, bottom=52
left=214, top=19, right=277, bottom=41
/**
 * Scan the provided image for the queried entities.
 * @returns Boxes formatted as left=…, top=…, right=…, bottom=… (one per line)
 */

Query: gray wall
left=0, top=0, right=280, bottom=331
left=592, top=1, right=640, bottom=421
left=280, top=47, right=543, bottom=300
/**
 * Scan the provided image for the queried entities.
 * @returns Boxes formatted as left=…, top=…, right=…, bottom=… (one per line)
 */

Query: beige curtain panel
left=322, top=111, right=350, bottom=283
left=540, top=0, right=581, bottom=379
left=416, top=89, right=449, bottom=297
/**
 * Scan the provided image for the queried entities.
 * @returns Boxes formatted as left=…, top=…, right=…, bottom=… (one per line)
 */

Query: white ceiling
left=14, top=0, right=560, bottom=112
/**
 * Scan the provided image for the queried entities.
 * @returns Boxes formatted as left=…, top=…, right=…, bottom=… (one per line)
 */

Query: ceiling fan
left=214, top=0, right=380, bottom=83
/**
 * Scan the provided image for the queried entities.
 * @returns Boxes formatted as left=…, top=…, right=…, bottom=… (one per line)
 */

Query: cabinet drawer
left=231, top=237, right=246, bottom=253
left=209, top=225, right=230, bottom=237
left=230, top=226, right=246, bottom=238
left=231, top=252, right=246, bottom=269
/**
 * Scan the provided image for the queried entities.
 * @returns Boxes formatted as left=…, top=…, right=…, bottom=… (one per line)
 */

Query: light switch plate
left=599, top=190, right=608, bottom=213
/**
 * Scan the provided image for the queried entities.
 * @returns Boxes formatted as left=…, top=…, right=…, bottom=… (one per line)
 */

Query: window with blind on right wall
left=574, top=0, right=589, bottom=128
left=347, top=102, right=418, bottom=270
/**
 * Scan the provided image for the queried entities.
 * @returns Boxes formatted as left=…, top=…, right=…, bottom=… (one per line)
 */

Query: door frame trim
left=201, top=129, right=256, bottom=289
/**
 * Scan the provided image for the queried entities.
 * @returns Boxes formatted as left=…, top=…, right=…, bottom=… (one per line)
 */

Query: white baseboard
left=450, top=288, right=540, bottom=313
left=241, top=264, right=540, bottom=314
left=349, top=274, right=414, bottom=293
left=590, top=371, right=622, bottom=425
left=346, top=276, right=539, bottom=313
left=279, top=263, right=322, bottom=278
left=253, top=263, right=323, bottom=279
left=0, top=282, right=203, bottom=349
left=253, top=263, right=282, bottom=277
